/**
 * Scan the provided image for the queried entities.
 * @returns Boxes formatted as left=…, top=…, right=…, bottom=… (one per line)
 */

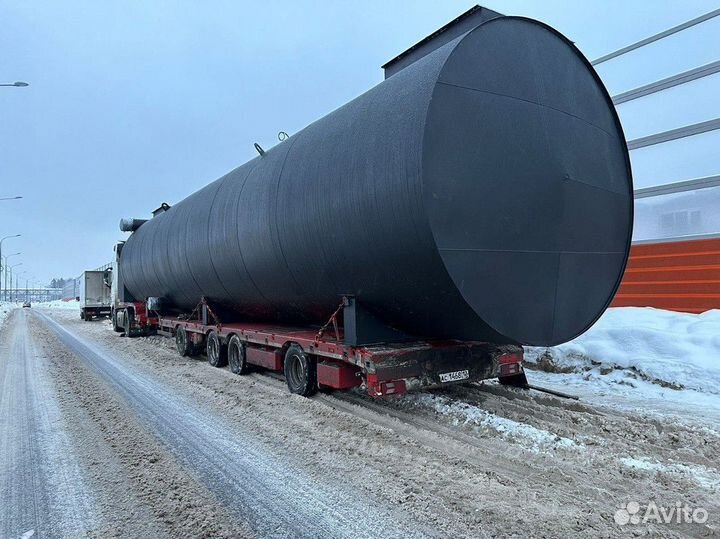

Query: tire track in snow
left=0, top=309, right=100, bottom=539
left=34, top=310, right=436, bottom=539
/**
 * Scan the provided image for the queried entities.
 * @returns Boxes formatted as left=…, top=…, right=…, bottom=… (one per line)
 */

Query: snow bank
left=621, top=456, right=720, bottom=490
left=34, top=299, right=80, bottom=310
left=0, top=300, right=79, bottom=332
left=404, top=393, right=578, bottom=453
left=0, top=301, right=16, bottom=330
left=525, top=307, right=720, bottom=396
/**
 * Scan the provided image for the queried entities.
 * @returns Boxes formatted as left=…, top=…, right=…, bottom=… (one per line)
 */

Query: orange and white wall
left=592, top=9, right=720, bottom=313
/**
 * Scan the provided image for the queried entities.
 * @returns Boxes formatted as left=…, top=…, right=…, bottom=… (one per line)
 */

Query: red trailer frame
left=112, top=300, right=159, bottom=335
left=137, top=299, right=526, bottom=397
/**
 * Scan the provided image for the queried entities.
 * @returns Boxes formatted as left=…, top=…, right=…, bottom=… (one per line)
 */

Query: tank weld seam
left=182, top=203, right=208, bottom=300
left=436, top=81, right=615, bottom=139
left=558, top=176, right=628, bottom=197
left=205, top=179, right=236, bottom=300
left=164, top=207, right=196, bottom=305
left=273, top=136, right=307, bottom=297
left=235, top=161, right=277, bottom=307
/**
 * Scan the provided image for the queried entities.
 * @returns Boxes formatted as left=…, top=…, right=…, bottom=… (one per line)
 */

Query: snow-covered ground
left=0, top=301, right=17, bottom=330
left=34, top=299, right=80, bottom=310
left=404, top=392, right=579, bottom=453
left=0, top=300, right=80, bottom=334
left=524, top=307, right=720, bottom=425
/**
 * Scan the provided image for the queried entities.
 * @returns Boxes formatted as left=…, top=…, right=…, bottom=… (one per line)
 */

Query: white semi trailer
left=79, top=270, right=112, bottom=321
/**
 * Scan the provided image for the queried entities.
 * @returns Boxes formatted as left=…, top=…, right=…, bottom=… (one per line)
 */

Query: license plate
left=439, top=369, right=470, bottom=383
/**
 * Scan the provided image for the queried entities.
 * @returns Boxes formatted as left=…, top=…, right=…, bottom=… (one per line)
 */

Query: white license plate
left=439, top=369, right=470, bottom=383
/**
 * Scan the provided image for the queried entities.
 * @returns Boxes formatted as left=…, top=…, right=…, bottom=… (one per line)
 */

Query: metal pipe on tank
left=119, top=218, right=148, bottom=232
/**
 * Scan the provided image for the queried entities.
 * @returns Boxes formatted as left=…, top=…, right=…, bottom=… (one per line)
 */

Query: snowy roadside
left=523, top=307, right=720, bottom=425
left=0, top=301, right=17, bottom=331
left=38, top=307, right=720, bottom=537
left=0, top=300, right=80, bottom=334
left=35, top=299, right=81, bottom=310
left=400, top=391, right=580, bottom=453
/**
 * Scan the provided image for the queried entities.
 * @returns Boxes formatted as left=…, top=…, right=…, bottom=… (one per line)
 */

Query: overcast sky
left=1, top=0, right=717, bottom=287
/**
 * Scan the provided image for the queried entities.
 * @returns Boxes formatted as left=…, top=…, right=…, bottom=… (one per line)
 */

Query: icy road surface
left=1, top=307, right=719, bottom=538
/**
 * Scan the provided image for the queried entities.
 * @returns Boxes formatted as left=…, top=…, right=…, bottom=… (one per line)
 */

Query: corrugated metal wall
left=612, top=237, right=720, bottom=312
left=594, top=8, right=720, bottom=313
left=62, top=277, right=80, bottom=300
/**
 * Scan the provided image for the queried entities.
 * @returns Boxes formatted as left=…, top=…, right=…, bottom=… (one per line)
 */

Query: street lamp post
left=3, top=254, right=21, bottom=301
left=9, top=263, right=22, bottom=302
left=0, top=196, right=22, bottom=201
left=0, top=81, right=29, bottom=87
left=0, top=235, right=21, bottom=300
left=16, top=270, right=27, bottom=299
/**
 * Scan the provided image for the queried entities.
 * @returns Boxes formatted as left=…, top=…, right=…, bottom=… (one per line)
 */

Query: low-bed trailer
left=119, top=297, right=526, bottom=397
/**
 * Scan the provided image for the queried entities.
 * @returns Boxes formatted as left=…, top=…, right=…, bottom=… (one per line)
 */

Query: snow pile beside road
left=621, top=457, right=720, bottom=490
left=525, top=307, right=720, bottom=395
left=405, top=393, right=578, bottom=453
left=0, top=301, right=15, bottom=330
left=35, top=299, right=80, bottom=310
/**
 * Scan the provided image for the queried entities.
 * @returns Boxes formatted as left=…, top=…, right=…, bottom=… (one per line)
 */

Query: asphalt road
left=0, top=310, right=100, bottom=539
left=0, top=309, right=426, bottom=539
left=2, top=307, right=718, bottom=539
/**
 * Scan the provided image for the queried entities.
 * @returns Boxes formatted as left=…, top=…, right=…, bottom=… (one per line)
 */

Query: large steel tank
left=120, top=16, right=633, bottom=346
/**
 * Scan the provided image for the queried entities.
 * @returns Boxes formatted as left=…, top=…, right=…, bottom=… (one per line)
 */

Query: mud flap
left=498, top=371, right=529, bottom=388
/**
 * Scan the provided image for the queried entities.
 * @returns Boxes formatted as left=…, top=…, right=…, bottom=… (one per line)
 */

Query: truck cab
left=111, top=240, right=157, bottom=336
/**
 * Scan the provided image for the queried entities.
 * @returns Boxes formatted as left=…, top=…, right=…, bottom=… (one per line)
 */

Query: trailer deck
left=156, top=315, right=524, bottom=397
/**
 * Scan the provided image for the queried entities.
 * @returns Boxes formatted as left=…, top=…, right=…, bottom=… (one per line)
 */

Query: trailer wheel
left=175, top=326, right=193, bottom=356
left=80, top=310, right=85, bottom=320
left=284, top=344, right=317, bottom=396
left=123, top=309, right=134, bottom=338
left=206, top=331, right=228, bottom=368
left=228, top=335, right=249, bottom=375
left=112, top=310, right=123, bottom=332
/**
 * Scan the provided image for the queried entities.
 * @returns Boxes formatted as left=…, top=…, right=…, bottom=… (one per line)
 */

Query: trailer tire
left=123, top=309, right=134, bottom=338
left=80, top=310, right=85, bottom=320
left=175, top=326, right=193, bottom=356
left=228, top=335, right=249, bottom=375
left=112, top=310, right=123, bottom=332
left=206, top=331, right=227, bottom=368
left=284, top=344, right=317, bottom=396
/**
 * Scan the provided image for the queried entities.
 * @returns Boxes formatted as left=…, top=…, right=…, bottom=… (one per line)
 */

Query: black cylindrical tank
left=120, top=16, right=633, bottom=346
